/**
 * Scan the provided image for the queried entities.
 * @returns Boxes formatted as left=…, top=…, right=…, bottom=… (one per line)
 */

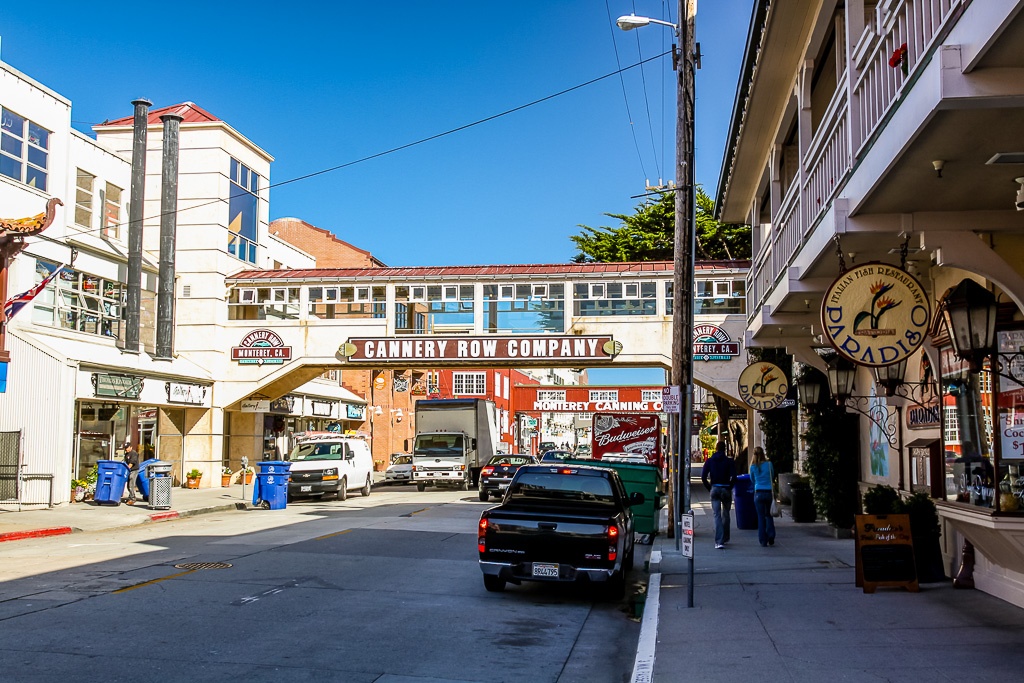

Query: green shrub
left=863, top=484, right=901, bottom=515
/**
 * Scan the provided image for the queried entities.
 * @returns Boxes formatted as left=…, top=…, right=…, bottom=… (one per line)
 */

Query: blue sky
left=0, top=0, right=753, bottom=384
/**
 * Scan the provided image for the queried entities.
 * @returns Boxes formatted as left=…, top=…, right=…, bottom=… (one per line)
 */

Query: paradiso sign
left=737, top=362, right=789, bottom=411
left=821, top=263, right=930, bottom=367
left=342, top=336, right=617, bottom=363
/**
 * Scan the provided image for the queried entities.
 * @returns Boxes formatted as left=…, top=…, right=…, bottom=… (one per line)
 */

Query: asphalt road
left=0, top=485, right=642, bottom=683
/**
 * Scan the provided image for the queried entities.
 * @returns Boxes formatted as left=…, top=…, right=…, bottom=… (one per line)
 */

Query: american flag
left=3, top=265, right=64, bottom=323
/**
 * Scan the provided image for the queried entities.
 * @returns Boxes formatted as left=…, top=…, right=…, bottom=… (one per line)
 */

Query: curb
left=0, top=526, right=74, bottom=543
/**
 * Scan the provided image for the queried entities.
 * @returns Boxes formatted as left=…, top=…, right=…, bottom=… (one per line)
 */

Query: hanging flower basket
left=889, top=42, right=908, bottom=76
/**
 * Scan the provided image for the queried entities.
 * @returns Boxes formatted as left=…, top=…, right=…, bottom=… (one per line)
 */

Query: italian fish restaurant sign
left=343, top=336, right=615, bottom=363
left=821, top=263, right=930, bottom=367
left=737, top=362, right=789, bottom=411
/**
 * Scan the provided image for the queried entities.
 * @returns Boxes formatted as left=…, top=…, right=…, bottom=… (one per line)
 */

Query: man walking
left=701, top=441, right=736, bottom=549
left=123, top=442, right=140, bottom=505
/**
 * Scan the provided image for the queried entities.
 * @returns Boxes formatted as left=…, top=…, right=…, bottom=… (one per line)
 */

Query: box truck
left=412, top=399, right=499, bottom=491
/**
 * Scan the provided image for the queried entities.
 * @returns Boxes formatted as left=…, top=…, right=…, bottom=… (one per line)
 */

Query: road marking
left=234, top=580, right=301, bottom=606
left=113, top=568, right=196, bottom=593
left=630, top=572, right=660, bottom=683
left=314, top=529, right=352, bottom=541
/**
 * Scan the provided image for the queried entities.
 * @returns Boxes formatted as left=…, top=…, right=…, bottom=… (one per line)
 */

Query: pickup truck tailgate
left=482, top=509, right=614, bottom=567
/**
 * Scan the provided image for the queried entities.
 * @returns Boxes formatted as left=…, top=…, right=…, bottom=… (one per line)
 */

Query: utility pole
left=672, top=0, right=698, bottom=608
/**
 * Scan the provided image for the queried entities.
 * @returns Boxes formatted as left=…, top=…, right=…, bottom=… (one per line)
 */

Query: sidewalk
left=643, top=479, right=1024, bottom=682
left=0, top=471, right=390, bottom=541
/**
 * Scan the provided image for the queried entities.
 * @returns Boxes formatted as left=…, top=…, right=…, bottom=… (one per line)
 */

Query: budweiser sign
left=591, top=412, right=663, bottom=466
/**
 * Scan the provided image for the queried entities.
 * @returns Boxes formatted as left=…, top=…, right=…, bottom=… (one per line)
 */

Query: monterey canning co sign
left=343, top=336, right=615, bottom=363
left=821, top=263, right=930, bottom=367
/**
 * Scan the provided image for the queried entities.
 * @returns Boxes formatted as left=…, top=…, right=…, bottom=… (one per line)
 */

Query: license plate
left=300, top=485, right=312, bottom=492
left=533, top=563, right=559, bottom=578
left=498, top=483, right=509, bottom=489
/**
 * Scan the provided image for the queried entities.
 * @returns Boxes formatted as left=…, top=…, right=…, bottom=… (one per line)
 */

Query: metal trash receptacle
left=148, top=460, right=173, bottom=510
left=94, top=460, right=129, bottom=505
left=733, top=474, right=758, bottom=530
left=135, top=458, right=159, bottom=501
left=253, top=461, right=291, bottom=510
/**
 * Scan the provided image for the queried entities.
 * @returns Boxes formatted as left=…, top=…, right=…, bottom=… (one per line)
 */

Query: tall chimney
left=124, top=98, right=151, bottom=354
left=155, top=113, right=182, bottom=360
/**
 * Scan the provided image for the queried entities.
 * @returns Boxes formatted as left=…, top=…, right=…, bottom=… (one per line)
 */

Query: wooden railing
left=851, top=0, right=962, bottom=153
left=803, top=83, right=850, bottom=231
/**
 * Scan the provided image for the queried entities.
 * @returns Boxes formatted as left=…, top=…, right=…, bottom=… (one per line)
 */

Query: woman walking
left=749, top=446, right=776, bottom=547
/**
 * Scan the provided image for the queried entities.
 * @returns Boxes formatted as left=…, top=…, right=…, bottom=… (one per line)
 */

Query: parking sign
left=662, top=386, right=681, bottom=414
left=680, top=512, right=694, bottom=558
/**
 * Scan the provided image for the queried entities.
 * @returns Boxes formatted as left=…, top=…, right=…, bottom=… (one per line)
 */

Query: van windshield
left=290, top=442, right=346, bottom=461
left=413, top=435, right=464, bottom=456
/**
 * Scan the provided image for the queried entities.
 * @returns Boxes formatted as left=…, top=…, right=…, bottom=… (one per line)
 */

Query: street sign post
left=680, top=512, right=694, bottom=558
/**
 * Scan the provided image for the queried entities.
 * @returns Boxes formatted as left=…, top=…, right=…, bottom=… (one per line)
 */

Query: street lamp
left=873, top=359, right=908, bottom=397
left=618, top=1, right=696, bottom=608
left=941, top=278, right=997, bottom=372
left=826, top=356, right=857, bottom=403
left=796, top=373, right=825, bottom=407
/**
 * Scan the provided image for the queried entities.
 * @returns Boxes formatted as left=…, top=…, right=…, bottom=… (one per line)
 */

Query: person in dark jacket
left=701, top=441, right=736, bottom=548
left=123, top=442, right=140, bottom=505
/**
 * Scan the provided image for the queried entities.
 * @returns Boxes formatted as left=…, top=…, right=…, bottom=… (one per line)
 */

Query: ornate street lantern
left=941, top=279, right=997, bottom=372
left=873, top=358, right=908, bottom=397
left=826, top=356, right=857, bottom=403
left=796, top=373, right=824, bottom=407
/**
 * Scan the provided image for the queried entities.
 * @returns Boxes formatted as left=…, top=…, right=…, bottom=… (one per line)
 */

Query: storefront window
left=941, top=335, right=1024, bottom=513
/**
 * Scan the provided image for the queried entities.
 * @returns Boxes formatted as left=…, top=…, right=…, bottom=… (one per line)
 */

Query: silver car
left=385, top=454, right=413, bottom=485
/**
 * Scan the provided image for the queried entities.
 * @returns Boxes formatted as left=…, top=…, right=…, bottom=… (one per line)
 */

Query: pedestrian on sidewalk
left=749, top=446, right=777, bottom=547
left=701, top=441, right=736, bottom=549
left=123, top=442, right=140, bottom=505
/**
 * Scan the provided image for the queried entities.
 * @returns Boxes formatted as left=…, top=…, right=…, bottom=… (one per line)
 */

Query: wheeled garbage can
left=253, top=461, right=291, bottom=510
left=733, top=474, right=758, bottom=530
left=93, top=460, right=129, bottom=505
left=147, top=460, right=173, bottom=510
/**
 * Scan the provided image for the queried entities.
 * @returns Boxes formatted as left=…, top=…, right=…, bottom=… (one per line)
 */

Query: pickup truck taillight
left=607, top=524, right=619, bottom=562
left=480, top=466, right=495, bottom=476
left=478, top=517, right=489, bottom=553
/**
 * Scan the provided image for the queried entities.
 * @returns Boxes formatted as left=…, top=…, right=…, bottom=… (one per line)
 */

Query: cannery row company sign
left=342, top=336, right=617, bottom=363
left=232, top=329, right=293, bottom=365
left=693, top=324, right=740, bottom=361
left=821, top=262, right=930, bottom=367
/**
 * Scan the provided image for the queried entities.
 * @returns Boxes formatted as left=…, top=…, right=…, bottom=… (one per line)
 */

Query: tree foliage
left=571, top=189, right=751, bottom=263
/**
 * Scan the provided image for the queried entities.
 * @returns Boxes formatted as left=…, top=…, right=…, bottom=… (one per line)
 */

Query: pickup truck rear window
left=509, top=472, right=615, bottom=504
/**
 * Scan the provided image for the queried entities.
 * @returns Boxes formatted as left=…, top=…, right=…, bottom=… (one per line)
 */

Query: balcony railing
left=852, top=0, right=962, bottom=153
left=804, top=82, right=850, bottom=230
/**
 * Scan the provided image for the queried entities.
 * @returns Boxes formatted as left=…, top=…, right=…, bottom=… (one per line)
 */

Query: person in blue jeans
left=748, top=446, right=777, bottom=547
left=701, top=441, right=736, bottom=549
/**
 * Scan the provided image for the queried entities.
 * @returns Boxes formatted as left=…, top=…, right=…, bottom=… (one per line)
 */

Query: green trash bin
left=566, top=459, right=664, bottom=540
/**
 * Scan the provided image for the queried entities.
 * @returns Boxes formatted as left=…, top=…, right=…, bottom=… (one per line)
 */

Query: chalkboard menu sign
left=854, top=514, right=920, bottom=594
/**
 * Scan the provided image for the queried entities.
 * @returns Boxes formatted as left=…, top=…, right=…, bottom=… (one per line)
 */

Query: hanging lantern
left=826, top=356, right=857, bottom=402
left=873, top=358, right=908, bottom=396
left=941, top=279, right=997, bottom=372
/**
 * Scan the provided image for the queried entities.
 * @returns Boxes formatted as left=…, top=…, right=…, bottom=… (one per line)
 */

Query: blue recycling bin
left=733, top=474, right=758, bottom=530
left=253, top=461, right=291, bottom=510
left=93, top=460, right=129, bottom=505
left=134, top=458, right=159, bottom=501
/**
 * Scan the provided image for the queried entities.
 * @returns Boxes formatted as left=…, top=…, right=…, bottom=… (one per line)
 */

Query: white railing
left=851, top=0, right=962, bottom=153
left=803, top=83, right=850, bottom=231
left=772, top=183, right=801, bottom=285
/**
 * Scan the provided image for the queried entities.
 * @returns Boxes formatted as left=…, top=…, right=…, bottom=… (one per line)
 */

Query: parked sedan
left=385, top=454, right=413, bottom=485
left=478, top=454, right=538, bottom=501
left=540, top=450, right=574, bottom=463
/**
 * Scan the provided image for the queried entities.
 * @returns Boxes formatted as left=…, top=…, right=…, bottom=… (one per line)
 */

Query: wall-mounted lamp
left=932, top=160, right=944, bottom=178
left=940, top=278, right=997, bottom=372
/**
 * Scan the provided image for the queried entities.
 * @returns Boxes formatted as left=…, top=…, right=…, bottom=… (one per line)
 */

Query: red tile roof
left=226, top=260, right=750, bottom=281
left=96, top=102, right=221, bottom=127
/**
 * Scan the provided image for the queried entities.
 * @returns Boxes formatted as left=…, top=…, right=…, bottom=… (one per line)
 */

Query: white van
left=287, top=435, right=373, bottom=501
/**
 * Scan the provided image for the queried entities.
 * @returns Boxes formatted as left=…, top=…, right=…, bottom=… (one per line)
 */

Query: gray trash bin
left=148, top=460, right=173, bottom=510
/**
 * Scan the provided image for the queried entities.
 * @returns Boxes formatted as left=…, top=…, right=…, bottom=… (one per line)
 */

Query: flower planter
left=222, top=474, right=231, bottom=487
left=243, top=473, right=254, bottom=485
left=185, top=476, right=202, bottom=489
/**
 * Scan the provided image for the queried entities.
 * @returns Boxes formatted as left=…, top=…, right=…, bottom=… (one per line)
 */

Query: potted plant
left=242, top=466, right=255, bottom=485
left=221, top=466, right=233, bottom=487
left=71, top=478, right=88, bottom=502
left=185, top=468, right=203, bottom=489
